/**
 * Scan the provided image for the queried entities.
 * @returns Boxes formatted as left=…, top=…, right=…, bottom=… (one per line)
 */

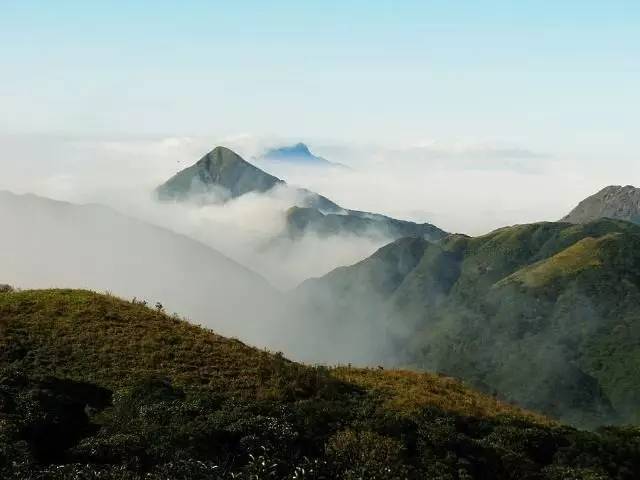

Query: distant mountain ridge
left=563, top=185, right=640, bottom=224
left=156, top=146, right=447, bottom=241
left=260, top=142, right=345, bottom=168
left=286, top=206, right=447, bottom=241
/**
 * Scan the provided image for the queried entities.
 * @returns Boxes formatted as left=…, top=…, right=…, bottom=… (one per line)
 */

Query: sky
left=1, top=1, right=639, bottom=233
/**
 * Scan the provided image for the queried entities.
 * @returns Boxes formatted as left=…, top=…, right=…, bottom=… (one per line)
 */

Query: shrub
left=326, top=429, right=411, bottom=479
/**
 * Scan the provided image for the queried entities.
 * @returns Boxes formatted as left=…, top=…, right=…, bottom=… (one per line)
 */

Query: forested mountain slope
left=296, top=219, right=640, bottom=427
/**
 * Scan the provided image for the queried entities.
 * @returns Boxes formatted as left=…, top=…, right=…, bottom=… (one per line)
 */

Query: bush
left=326, top=429, right=411, bottom=479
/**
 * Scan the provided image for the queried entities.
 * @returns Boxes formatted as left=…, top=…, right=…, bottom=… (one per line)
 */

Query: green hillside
left=296, top=218, right=640, bottom=428
left=2, top=289, right=639, bottom=479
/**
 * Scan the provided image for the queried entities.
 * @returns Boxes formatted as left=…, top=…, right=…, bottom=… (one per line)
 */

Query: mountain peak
left=283, top=142, right=312, bottom=155
left=157, top=146, right=282, bottom=202
left=261, top=142, right=337, bottom=167
left=562, top=184, right=640, bottom=225
left=265, top=143, right=312, bottom=157
left=156, top=145, right=446, bottom=241
left=195, top=145, right=259, bottom=172
left=205, top=144, right=242, bottom=157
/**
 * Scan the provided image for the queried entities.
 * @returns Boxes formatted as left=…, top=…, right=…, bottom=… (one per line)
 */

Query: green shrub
left=326, top=429, right=411, bottom=479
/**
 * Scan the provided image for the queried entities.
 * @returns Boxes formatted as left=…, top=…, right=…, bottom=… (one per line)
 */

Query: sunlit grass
left=331, top=366, right=551, bottom=424
left=0, top=288, right=547, bottom=421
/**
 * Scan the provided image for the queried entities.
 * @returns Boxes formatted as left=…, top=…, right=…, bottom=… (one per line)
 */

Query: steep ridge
left=285, top=206, right=447, bottom=241
left=1, top=289, right=639, bottom=479
left=563, top=185, right=640, bottom=224
left=295, top=219, right=640, bottom=427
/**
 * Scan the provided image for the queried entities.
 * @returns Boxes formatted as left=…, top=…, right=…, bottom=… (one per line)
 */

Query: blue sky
left=1, top=1, right=638, bottom=154
left=1, top=2, right=640, bottom=234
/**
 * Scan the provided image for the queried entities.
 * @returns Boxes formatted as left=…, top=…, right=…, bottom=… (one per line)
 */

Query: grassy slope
left=3, top=289, right=640, bottom=479
left=0, top=289, right=536, bottom=421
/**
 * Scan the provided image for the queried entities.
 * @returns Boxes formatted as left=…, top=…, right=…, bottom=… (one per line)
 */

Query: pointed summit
left=260, top=142, right=341, bottom=167
left=267, top=142, right=311, bottom=155
left=157, top=146, right=283, bottom=202
left=562, top=185, right=640, bottom=225
left=156, top=145, right=446, bottom=241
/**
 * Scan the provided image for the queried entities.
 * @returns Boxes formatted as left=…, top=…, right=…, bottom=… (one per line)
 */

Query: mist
left=0, top=134, right=395, bottom=288
left=0, top=134, right=403, bottom=363
left=1, top=132, right=639, bottom=368
left=0, top=191, right=279, bottom=342
left=4, top=133, right=638, bottom=239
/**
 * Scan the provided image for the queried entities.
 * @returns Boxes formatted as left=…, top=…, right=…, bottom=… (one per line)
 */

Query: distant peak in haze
left=260, top=143, right=345, bottom=168
left=562, top=185, right=640, bottom=225
left=274, top=142, right=313, bottom=156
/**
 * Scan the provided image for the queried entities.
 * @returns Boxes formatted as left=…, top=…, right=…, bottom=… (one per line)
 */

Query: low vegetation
left=1, top=289, right=640, bottom=478
left=295, top=218, right=640, bottom=427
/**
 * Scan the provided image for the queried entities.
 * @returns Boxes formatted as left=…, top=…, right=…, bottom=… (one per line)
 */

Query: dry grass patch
left=332, top=366, right=551, bottom=424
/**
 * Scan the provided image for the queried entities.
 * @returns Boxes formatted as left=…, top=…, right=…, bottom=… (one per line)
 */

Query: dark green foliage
left=2, top=370, right=640, bottom=479
left=297, top=218, right=640, bottom=427
left=1, top=289, right=640, bottom=478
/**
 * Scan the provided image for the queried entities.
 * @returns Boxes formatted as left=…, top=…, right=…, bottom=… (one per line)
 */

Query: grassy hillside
left=2, top=289, right=639, bottom=479
left=296, top=218, right=640, bottom=427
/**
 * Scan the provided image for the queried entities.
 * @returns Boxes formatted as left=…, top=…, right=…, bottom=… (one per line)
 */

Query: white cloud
left=0, top=132, right=638, bottom=275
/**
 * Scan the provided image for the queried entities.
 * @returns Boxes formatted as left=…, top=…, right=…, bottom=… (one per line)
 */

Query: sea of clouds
left=0, top=132, right=638, bottom=363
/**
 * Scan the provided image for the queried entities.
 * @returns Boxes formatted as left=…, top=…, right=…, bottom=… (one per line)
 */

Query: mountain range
left=3, top=170, right=640, bottom=477
left=156, top=145, right=447, bottom=242
left=294, top=217, right=640, bottom=427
